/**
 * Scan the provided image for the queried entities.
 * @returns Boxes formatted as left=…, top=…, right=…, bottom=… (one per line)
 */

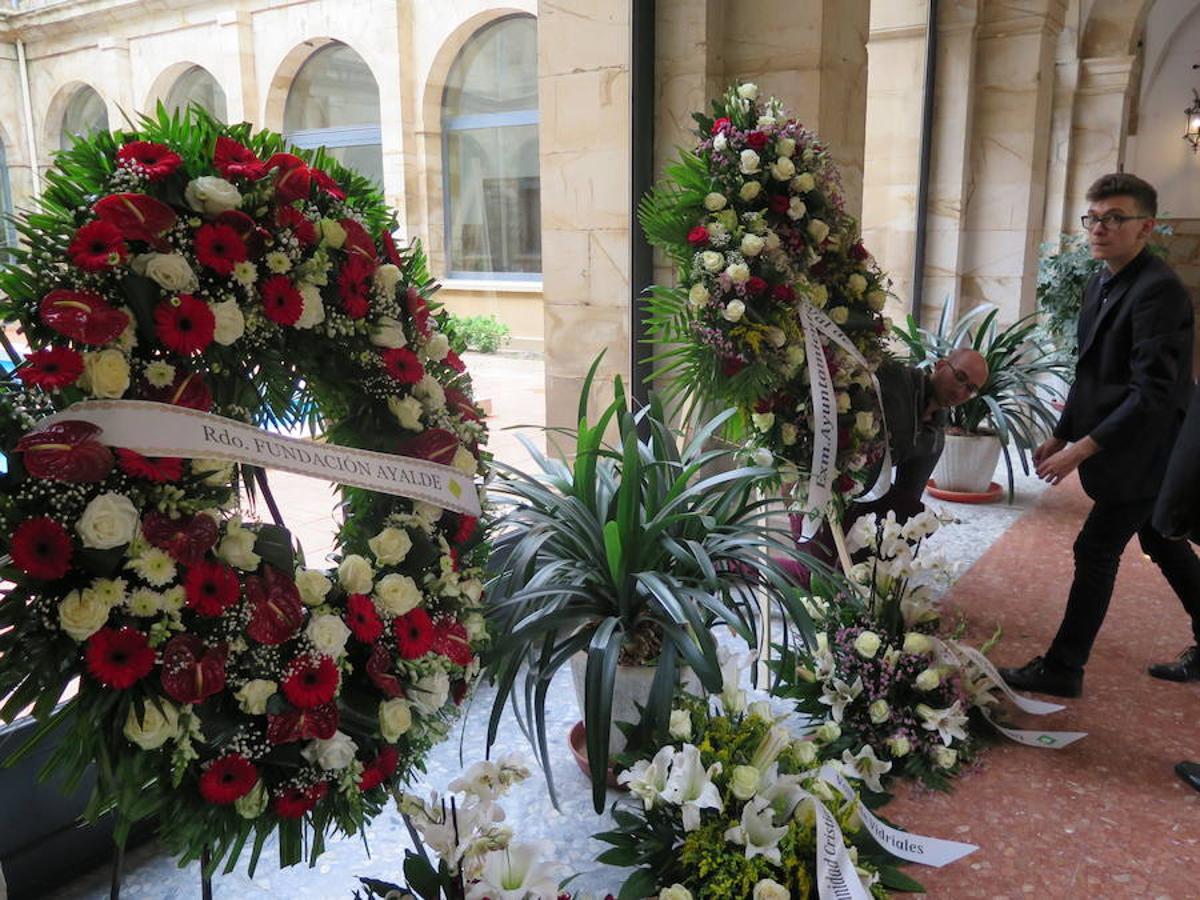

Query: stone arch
left=262, top=36, right=382, bottom=133
left=1080, top=0, right=1155, bottom=58
left=143, top=61, right=207, bottom=116
left=41, top=81, right=108, bottom=162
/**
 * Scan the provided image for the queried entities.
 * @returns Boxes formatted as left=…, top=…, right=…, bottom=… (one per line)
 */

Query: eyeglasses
left=945, top=360, right=981, bottom=396
left=1080, top=213, right=1148, bottom=230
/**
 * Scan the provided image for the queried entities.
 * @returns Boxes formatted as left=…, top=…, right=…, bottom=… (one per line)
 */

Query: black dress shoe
left=1176, top=761, right=1200, bottom=793
left=996, top=656, right=1083, bottom=698
left=1148, top=645, right=1200, bottom=682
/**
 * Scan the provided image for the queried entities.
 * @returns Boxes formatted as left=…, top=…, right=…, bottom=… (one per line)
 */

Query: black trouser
left=1047, top=496, right=1200, bottom=671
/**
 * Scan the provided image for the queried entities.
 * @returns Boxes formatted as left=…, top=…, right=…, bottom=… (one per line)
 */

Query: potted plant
left=892, top=300, right=1071, bottom=497
left=482, top=357, right=814, bottom=812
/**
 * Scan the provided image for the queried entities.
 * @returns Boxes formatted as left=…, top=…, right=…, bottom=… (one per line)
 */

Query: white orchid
left=618, top=745, right=674, bottom=811
left=916, top=700, right=970, bottom=746
left=465, top=841, right=563, bottom=900
left=818, top=675, right=864, bottom=722
left=841, top=745, right=893, bottom=793
left=661, top=744, right=723, bottom=831
left=723, top=796, right=788, bottom=865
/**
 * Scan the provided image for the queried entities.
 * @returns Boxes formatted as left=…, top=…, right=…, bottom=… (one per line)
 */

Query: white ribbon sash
left=34, top=401, right=481, bottom=517
left=811, top=793, right=872, bottom=900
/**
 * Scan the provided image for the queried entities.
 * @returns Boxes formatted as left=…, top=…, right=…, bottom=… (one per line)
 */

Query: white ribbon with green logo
left=34, top=400, right=481, bottom=517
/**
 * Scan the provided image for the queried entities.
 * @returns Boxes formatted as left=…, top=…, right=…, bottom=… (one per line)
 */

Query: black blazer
left=1053, top=250, right=1194, bottom=503
left=1153, top=386, right=1200, bottom=541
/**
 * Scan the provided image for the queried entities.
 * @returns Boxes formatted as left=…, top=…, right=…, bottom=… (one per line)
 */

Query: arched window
left=0, top=136, right=15, bottom=260
left=283, top=43, right=383, bottom=188
left=165, top=66, right=228, bottom=123
left=442, top=15, right=540, bottom=278
left=60, top=85, right=109, bottom=151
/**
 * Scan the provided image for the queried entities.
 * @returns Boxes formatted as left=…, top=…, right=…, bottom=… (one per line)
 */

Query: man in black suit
left=1000, top=173, right=1200, bottom=698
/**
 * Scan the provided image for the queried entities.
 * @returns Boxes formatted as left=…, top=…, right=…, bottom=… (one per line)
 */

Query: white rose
left=915, top=668, right=941, bottom=691
left=854, top=630, right=882, bottom=659
left=766, top=327, right=786, bottom=348
left=388, top=394, right=424, bottom=431
left=793, top=739, right=818, bottom=766
left=753, top=879, right=790, bottom=900
left=374, top=573, right=422, bottom=617
left=807, top=218, right=830, bottom=244
left=887, top=734, right=912, bottom=757
left=77, top=492, right=138, bottom=549
left=770, top=157, right=796, bottom=181
left=722, top=299, right=746, bottom=322
left=854, top=411, right=878, bottom=437
left=902, top=632, right=933, bottom=655
left=192, top=458, right=234, bottom=486
left=814, top=721, right=841, bottom=743
left=847, top=273, right=868, bottom=295
left=739, top=180, right=762, bottom=201
left=660, top=885, right=693, bottom=900
left=788, top=197, right=807, bottom=221
left=302, top=730, right=358, bottom=771
left=319, top=218, right=346, bottom=248
left=409, top=671, right=450, bottom=714
left=379, top=697, right=413, bottom=742
left=368, top=527, right=413, bottom=566
left=792, top=172, right=816, bottom=192
left=867, top=289, right=887, bottom=311
left=184, top=176, right=242, bottom=215
left=296, top=568, right=332, bottom=606
left=932, top=746, right=958, bottom=769
left=780, top=422, right=798, bottom=445
left=123, top=700, right=180, bottom=750
left=737, top=82, right=759, bottom=101
left=669, top=709, right=692, bottom=740
left=836, top=391, right=851, bottom=413
left=461, top=578, right=483, bottom=604
left=425, top=332, right=451, bottom=362
left=703, top=192, right=727, bottom=211
left=810, top=283, right=829, bottom=308
left=452, top=445, right=477, bottom=476
left=729, top=764, right=761, bottom=801
left=700, top=250, right=724, bottom=272
left=739, top=149, right=761, bottom=174
left=464, top=611, right=487, bottom=641
left=413, top=501, right=443, bottom=526
left=868, top=699, right=891, bottom=724
left=751, top=411, right=775, bottom=432
left=756, top=115, right=776, bottom=128
left=725, top=263, right=750, bottom=284
left=235, top=679, right=277, bottom=715
left=306, top=614, right=352, bottom=657
left=687, top=282, right=709, bottom=308
left=58, top=589, right=110, bottom=641
left=134, top=253, right=198, bottom=293
left=829, top=306, right=850, bottom=325
left=740, top=234, right=765, bottom=257
left=217, top=523, right=261, bottom=571
left=210, top=299, right=245, bottom=345
left=776, top=138, right=796, bottom=158
left=296, top=283, right=326, bottom=329
left=370, top=315, right=408, bottom=349
left=83, top=349, right=130, bottom=399
left=713, top=132, right=728, bottom=152
left=373, top=263, right=402, bottom=295
left=338, top=554, right=374, bottom=594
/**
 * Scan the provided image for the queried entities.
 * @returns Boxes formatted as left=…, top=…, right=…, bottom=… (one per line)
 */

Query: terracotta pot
left=932, top=432, right=1002, bottom=493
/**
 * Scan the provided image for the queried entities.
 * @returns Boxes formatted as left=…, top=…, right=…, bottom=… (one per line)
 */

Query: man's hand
left=1035, top=436, right=1100, bottom=485
left=1032, top=436, right=1066, bottom=466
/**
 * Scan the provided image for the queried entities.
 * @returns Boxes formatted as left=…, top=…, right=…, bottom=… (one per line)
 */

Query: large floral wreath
left=0, top=108, right=489, bottom=871
left=640, top=83, right=892, bottom=507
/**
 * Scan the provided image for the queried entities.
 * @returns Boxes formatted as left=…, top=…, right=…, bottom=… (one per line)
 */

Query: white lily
left=719, top=649, right=751, bottom=715
left=749, top=725, right=792, bottom=772
left=758, top=763, right=807, bottom=820
left=661, top=744, right=723, bottom=831
left=841, top=745, right=893, bottom=793
left=818, top=675, right=864, bottom=722
left=723, top=796, right=788, bottom=866
left=916, top=700, right=970, bottom=746
left=617, top=745, right=674, bottom=811
left=812, top=646, right=836, bottom=681
left=465, top=841, right=563, bottom=900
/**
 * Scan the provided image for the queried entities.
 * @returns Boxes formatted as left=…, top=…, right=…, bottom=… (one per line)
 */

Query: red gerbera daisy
left=259, top=275, right=304, bottom=326
left=337, top=255, right=375, bottom=319
left=18, top=346, right=84, bottom=390
left=345, top=593, right=384, bottom=643
left=194, top=223, right=248, bottom=276
left=281, top=655, right=340, bottom=709
left=213, top=136, right=267, bottom=181
left=115, top=141, right=183, bottom=181
left=198, top=754, right=258, bottom=805
left=154, top=295, right=216, bottom=355
left=275, top=205, right=317, bottom=247
left=432, top=617, right=473, bottom=667
left=10, top=516, right=74, bottom=580
left=184, top=560, right=241, bottom=617
left=273, top=782, right=327, bottom=819
left=393, top=608, right=435, bottom=660
left=266, top=153, right=312, bottom=204
left=380, top=347, right=424, bottom=385
left=116, top=449, right=184, bottom=483
left=358, top=746, right=399, bottom=792
left=68, top=220, right=128, bottom=271
left=85, top=627, right=155, bottom=689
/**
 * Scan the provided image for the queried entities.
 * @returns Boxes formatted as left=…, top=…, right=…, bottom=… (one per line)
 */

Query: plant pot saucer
left=568, top=721, right=626, bottom=790
left=926, top=479, right=1003, bottom=504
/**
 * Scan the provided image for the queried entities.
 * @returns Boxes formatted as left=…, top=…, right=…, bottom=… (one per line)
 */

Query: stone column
left=216, top=8, right=260, bottom=127
left=537, top=0, right=631, bottom=429
left=1040, top=0, right=1082, bottom=244
left=958, top=0, right=1067, bottom=321
left=97, top=37, right=133, bottom=130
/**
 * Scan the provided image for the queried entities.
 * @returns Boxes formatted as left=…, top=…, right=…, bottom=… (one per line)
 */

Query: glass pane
left=60, top=85, right=109, bottom=150
left=0, top=137, right=14, bottom=256
left=446, top=127, right=541, bottom=274
left=323, top=143, right=384, bottom=189
left=444, top=16, right=538, bottom=117
left=164, top=65, right=228, bottom=123
left=284, top=43, right=381, bottom=131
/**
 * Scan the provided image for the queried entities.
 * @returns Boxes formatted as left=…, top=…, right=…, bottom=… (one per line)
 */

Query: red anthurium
left=444, top=350, right=466, bottom=373
left=366, top=642, right=404, bottom=698
left=142, top=510, right=219, bottom=565
left=140, top=368, right=214, bottom=412
left=245, top=566, right=305, bottom=645
left=358, top=746, right=399, bottom=791
left=381, top=229, right=403, bottom=267
left=93, top=193, right=178, bottom=245
left=273, top=782, right=328, bottom=818
left=311, top=168, right=346, bottom=200
left=38, top=289, right=131, bottom=345
left=16, top=421, right=114, bottom=482
left=68, top=220, right=128, bottom=271
left=266, top=153, right=311, bottom=203
left=405, top=287, right=431, bottom=338
left=115, top=141, right=183, bottom=181
left=432, top=617, right=473, bottom=667
left=267, top=701, right=339, bottom=745
left=160, top=634, right=228, bottom=704
left=444, top=387, right=483, bottom=423
left=339, top=218, right=377, bottom=261
left=395, top=428, right=459, bottom=466
left=214, top=136, right=267, bottom=181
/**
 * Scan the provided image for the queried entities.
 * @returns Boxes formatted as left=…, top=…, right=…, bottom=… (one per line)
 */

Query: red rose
left=850, top=242, right=870, bottom=261
left=245, top=566, right=305, bottom=645
left=282, top=655, right=340, bottom=709
left=184, top=560, right=241, bottom=617
left=39, top=289, right=131, bottom=346
left=835, top=473, right=856, bottom=493
left=768, top=194, right=790, bottom=215
left=687, top=225, right=709, bottom=246
left=199, top=755, right=258, bottom=805
left=116, top=449, right=184, bottom=483
left=711, top=117, right=731, bottom=135
left=746, top=276, right=768, bottom=296
left=93, top=194, right=177, bottom=246
left=770, top=284, right=796, bottom=305
left=115, top=141, right=182, bottom=181
left=273, top=782, right=327, bottom=819
left=259, top=275, right=304, bottom=326
left=154, top=295, right=216, bottom=356
left=18, top=346, right=84, bottom=390
left=213, top=136, right=267, bottom=181
left=194, top=223, right=248, bottom=275
left=159, top=634, right=227, bottom=704
left=746, top=131, right=769, bottom=151
left=394, top=608, right=435, bottom=660
left=143, top=510, right=219, bottom=565
left=85, top=628, right=155, bottom=689
left=16, top=421, right=114, bottom=482
left=345, top=593, right=384, bottom=643
left=381, top=347, right=424, bottom=384
left=68, top=220, right=128, bottom=271
left=721, top=356, right=746, bottom=377
left=10, top=516, right=74, bottom=580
